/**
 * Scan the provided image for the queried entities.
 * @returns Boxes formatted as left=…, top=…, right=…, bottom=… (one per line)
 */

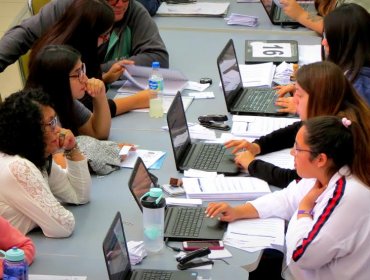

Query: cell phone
left=182, top=240, right=224, bottom=251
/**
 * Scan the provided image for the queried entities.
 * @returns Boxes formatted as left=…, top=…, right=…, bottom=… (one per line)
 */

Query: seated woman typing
left=0, top=89, right=91, bottom=238
left=207, top=115, right=370, bottom=280
left=225, top=61, right=370, bottom=188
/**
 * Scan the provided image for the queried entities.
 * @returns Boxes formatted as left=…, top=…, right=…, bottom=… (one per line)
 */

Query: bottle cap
left=149, top=188, right=163, bottom=198
left=4, top=247, right=25, bottom=262
left=152, top=61, right=160, bottom=68
left=141, top=188, right=166, bottom=208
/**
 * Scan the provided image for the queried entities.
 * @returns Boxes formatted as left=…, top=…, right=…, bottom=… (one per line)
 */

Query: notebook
left=103, top=212, right=198, bottom=280
left=128, top=157, right=228, bottom=241
left=260, top=0, right=316, bottom=26
left=167, top=92, right=239, bottom=175
left=217, top=39, right=284, bottom=116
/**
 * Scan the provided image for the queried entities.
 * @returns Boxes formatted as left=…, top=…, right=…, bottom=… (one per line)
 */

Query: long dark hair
left=304, top=116, right=370, bottom=186
left=323, top=4, right=370, bottom=82
left=26, top=45, right=80, bottom=135
left=29, top=0, right=114, bottom=79
left=0, top=89, right=54, bottom=169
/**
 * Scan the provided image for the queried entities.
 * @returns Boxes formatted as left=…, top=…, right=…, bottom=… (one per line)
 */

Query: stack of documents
left=225, top=13, right=258, bottom=27
left=239, top=62, right=276, bottom=88
left=120, top=149, right=166, bottom=169
left=273, top=61, right=294, bottom=85
left=127, top=241, right=147, bottom=265
left=224, top=218, right=285, bottom=252
left=182, top=175, right=270, bottom=200
left=157, top=2, right=230, bottom=17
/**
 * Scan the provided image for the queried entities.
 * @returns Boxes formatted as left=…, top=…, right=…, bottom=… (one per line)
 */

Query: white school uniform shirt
left=0, top=152, right=91, bottom=238
left=250, top=166, right=370, bottom=280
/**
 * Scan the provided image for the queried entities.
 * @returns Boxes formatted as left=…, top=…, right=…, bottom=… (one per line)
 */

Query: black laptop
left=217, top=39, right=284, bottom=116
left=260, top=0, right=316, bottom=26
left=166, top=92, right=239, bottom=175
left=128, top=157, right=228, bottom=241
left=103, top=212, right=198, bottom=280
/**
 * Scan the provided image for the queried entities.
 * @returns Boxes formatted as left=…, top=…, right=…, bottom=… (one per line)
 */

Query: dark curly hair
left=0, top=89, right=54, bottom=169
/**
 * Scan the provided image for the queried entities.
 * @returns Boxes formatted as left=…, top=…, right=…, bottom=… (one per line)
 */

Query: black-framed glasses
left=69, top=63, right=86, bottom=83
left=43, top=115, right=58, bottom=132
left=293, top=143, right=313, bottom=156
left=107, top=0, right=129, bottom=6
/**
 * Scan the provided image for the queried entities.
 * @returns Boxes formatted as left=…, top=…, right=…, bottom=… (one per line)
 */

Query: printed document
left=239, top=62, right=276, bottom=88
left=157, top=2, right=230, bottom=17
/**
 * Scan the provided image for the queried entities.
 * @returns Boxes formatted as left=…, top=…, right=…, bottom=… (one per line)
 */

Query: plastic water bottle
left=140, top=188, right=166, bottom=253
left=148, top=61, right=164, bottom=118
left=0, top=247, right=28, bottom=280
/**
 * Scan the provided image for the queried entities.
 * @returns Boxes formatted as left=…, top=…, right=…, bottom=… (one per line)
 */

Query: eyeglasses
left=107, top=0, right=129, bottom=6
left=293, top=143, right=313, bottom=156
left=69, top=63, right=86, bottom=83
left=43, top=115, right=58, bottom=132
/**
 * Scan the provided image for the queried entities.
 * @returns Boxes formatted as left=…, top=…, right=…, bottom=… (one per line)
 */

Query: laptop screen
left=217, top=39, right=244, bottom=110
left=128, top=157, right=156, bottom=211
left=103, top=212, right=130, bottom=280
left=167, top=92, right=191, bottom=169
left=260, top=0, right=273, bottom=15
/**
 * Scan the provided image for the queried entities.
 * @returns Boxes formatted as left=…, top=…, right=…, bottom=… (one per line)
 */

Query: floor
left=0, top=0, right=29, bottom=100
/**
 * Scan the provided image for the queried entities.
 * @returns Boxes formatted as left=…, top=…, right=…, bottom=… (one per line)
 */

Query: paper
left=225, top=13, right=258, bottom=27
left=256, top=148, right=294, bottom=170
left=239, top=63, right=276, bottom=88
left=187, top=91, right=215, bottom=99
left=157, top=2, right=230, bottom=17
left=162, top=123, right=217, bottom=141
left=120, top=149, right=166, bottom=169
left=185, top=81, right=210, bottom=91
left=208, top=248, right=232, bottom=259
left=182, top=175, right=270, bottom=200
left=29, top=276, right=86, bottom=280
left=165, top=197, right=203, bottom=206
left=118, top=65, right=188, bottom=96
left=127, top=96, right=193, bottom=114
left=298, top=45, right=322, bottom=65
left=127, top=241, right=147, bottom=265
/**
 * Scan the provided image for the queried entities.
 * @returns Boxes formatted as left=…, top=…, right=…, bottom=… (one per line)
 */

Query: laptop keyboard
left=142, top=271, right=172, bottom=280
left=172, top=207, right=205, bottom=237
left=192, top=144, right=225, bottom=170
left=238, top=89, right=275, bottom=112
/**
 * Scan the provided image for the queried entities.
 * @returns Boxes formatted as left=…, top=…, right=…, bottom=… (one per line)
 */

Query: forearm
left=90, top=96, right=111, bottom=139
left=114, top=93, right=148, bottom=115
left=296, top=11, right=324, bottom=34
left=234, top=203, right=260, bottom=220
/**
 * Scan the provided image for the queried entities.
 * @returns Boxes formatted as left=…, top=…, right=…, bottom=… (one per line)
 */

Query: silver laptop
left=217, top=39, right=285, bottom=116
left=167, top=92, right=239, bottom=175
left=128, top=157, right=228, bottom=241
left=260, top=0, right=316, bottom=26
left=103, top=212, right=198, bottom=280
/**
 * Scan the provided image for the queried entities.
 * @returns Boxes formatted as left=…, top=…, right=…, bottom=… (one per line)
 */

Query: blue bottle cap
left=152, top=61, right=160, bottom=68
left=4, top=247, right=25, bottom=262
left=149, top=188, right=163, bottom=198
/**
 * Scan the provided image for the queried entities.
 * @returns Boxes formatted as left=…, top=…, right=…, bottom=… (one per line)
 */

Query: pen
left=245, top=122, right=250, bottom=131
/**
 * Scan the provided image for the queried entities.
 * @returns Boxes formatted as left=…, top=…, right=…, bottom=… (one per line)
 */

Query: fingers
left=86, top=78, right=106, bottom=98
left=119, top=59, right=135, bottom=66
left=58, top=129, right=76, bottom=150
left=206, top=203, right=226, bottom=218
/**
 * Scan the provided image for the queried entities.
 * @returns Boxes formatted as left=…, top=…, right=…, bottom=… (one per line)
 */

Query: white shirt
left=250, top=166, right=370, bottom=280
left=0, top=152, right=91, bottom=238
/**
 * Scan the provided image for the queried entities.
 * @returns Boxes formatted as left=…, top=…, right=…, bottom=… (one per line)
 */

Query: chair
left=27, top=0, right=50, bottom=15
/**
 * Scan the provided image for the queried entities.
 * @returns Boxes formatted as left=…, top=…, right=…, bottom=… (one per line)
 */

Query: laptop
left=103, top=212, right=198, bottom=280
left=167, top=92, right=239, bottom=175
left=260, top=0, right=316, bottom=26
left=217, top=39, right=284, bottom=116
left=128, top=157, right=228, bottom=241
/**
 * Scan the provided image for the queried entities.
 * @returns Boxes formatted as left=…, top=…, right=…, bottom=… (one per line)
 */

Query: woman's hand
left=58, top=129, right=76, bottom=150
left=275, top=96, right=297, bottom=114
left=102, top=60, right=135, bottom=84
left=274, top=84, right=295, bottom=97
left=279, top=0, right=306, bottom=20
left=206, top=202, right=238, bottom=222
left=86, top=78, right=106, bottom=100
left=234, top=150, right=255, bottom=170
left=224, top=139, right=261, bottom=155
left=299, top=180, right=327, bottom=213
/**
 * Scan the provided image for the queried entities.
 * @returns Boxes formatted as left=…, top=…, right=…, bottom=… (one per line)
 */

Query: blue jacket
left=353, top=67, right=370, bottom=105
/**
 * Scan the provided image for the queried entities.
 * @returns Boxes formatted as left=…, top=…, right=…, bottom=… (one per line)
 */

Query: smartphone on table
left=182, top=240, right=224, bottom=251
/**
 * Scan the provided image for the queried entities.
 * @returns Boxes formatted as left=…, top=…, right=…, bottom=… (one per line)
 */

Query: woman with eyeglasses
left=275, top=3, right=370, bottom=113
left=207, top=115, right=370, bottom=279
left=0, top=89, right=91, bottom=238
left=225, top=61, right=370, bottom=188
left=27, top=45, right=111, bottom=140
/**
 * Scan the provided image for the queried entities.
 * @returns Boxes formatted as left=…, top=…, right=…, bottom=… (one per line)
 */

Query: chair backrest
left=28, top=0, right=50, bottom=15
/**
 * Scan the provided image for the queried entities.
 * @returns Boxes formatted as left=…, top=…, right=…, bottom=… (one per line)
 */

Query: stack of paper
left=273, top=61, right=294, bottom=85
left=157, top=2, right=230, bottom=17
left=182, top=175, right=270, bottom=200
left=127, top=241, right=147, bottom=265
left=239, top=62, right=276, bottom=88
left=225, top=13, right=258, bottom=27
left=120, top=149, right=166, bottom=169
left=224, top=218, right=285, bottom=252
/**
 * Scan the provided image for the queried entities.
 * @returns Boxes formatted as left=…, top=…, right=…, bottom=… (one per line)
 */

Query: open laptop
left=128, top=157, right=228, bottom=241
left=103, top=212, right=198, bottom=280
left=260, top=0, right=316, bottom=26
left=167, top=92, right=238, bottom=175
left=217, top=39, right=284, bottom=116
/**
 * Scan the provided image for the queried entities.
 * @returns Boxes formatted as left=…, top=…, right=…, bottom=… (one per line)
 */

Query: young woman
left=0, top=89, right=91, bottom=238
left=26, top=45, right=111, bottom=139
left=29, top=0, right=151, bottom=118
left=225, top=61, right=370, bottom=188
left=207, top=115, right=370, bottom=279
left=279, top=0, right=370, bottom=34
left=0, top=216, right=36, bottom=278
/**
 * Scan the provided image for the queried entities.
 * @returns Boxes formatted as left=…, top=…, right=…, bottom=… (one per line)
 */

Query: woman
left=226, top=61, right=370, bottom=188
left=29, top=0, right=151, bottom=118
left=26, top=45, right=111, bottom=139
left=276, top=3, right=370, bottom=113
left=0, top=89, right=91, bottom=238
left=207, top=115, right=370, bottom=279
left=279, top=0, right=370, bottom=34
left=0, top=216, right=36, bottom=278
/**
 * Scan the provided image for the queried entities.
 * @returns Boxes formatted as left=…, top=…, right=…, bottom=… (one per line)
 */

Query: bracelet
left=64, top=144, right=80, bottom=159
left=297, top=209, right=313, bottom=216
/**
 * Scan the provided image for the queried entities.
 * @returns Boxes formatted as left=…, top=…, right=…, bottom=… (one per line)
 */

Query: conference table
left=28, top=1, right=321, bottom=279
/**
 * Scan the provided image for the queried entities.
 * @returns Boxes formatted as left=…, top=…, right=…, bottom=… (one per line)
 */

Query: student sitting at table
left=0, top=216, right=36, bottom=278
left=276, top=3, right=370, bottom=113
left=0, top=89, right=91, bottom=238
left=225, top=61, right=370, bottom=188
left=279, top=0, right=370, bottom=34
left=26, top=45, right=111, bottom=140
left=28, top=0, right=152, bottom=118
left=207, top=115, right=370, bottom=280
